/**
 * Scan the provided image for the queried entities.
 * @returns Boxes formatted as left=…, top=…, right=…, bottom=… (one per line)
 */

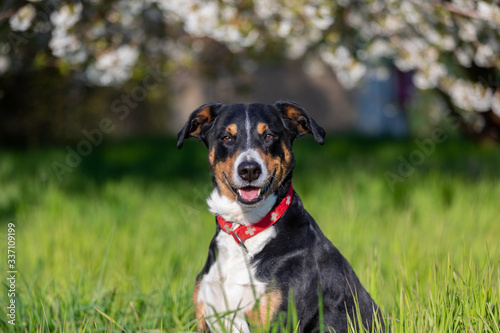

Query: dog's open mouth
left=234, top=181, right=273, bottom=205
left=238, top=187, right=260, bottom=202
left=223, top=172, right=275, bottom=205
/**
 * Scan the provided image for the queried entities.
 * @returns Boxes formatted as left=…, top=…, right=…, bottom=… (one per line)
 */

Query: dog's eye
left=265, top=134, right=274, bottom=140
left=221, top=135, right=232, bottom=142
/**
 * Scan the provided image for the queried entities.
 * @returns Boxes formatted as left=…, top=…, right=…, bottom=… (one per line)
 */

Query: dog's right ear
left=177, top=103, right=223, bottom=149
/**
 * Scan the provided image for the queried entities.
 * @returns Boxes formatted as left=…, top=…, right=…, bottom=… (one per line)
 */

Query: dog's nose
left=238, top=161, right=262, bottom=182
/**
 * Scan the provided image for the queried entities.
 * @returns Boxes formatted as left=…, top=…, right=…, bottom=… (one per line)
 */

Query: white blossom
left=399, top=1, right=419, bottom=24
left=185, top=2, right=219, bottom=37
left=0, top=55, right=10, bottom=75
left=382, top=14, right=404, bottom=33
left=474, top=44, right=495, bottom=67
left=86, top=45, right=139, bottom=86
left=492, top=91, right=500, bottom=117
left=452, top=0, right=475, bottom=10
left=9, top=4, right=36, bottom=32
left=342, top=61, right=367, bottom=89
left=309, top=6, right=335, bottom=31
left=448, top=79, right=474, bottom=111
left=366, top=39, right=395, bottom=60
left=277, top=20, right=293, bottom=38
left=448, top=79, right=494, bottom=112
left=321, top=46, right=367, bottom=88
left=239, top=30, right=260, bottom=48
left=393, top=38, right=437, bottom=72
left=477, top=1, right=496, bottom=22
left=413, top=63, right=447, bottom=90
left=253, top=0, right=281, bottom=20
left=457, top=19, right=477, bottom=42
left=470, top=84, right=494, bottom=112
left=321, top=45, right=352, bottom=70
left=50, top=3, right=82, bottom=30
left=455, top=46, right=474, bottom=67
left=441, top=35, right=457, bottom=51
left=286, top=36, right=309, bottom=59
left=50, top=31, right=80, bottom=57
left=115, top=0, right=146, bottom=26
left=49, top=3, right=83, bottom=59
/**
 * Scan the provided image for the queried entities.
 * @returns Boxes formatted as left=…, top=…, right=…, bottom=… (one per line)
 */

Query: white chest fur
left=198, top=227, right=276, bottom=332
left=200, top=190, right=278, bottom=332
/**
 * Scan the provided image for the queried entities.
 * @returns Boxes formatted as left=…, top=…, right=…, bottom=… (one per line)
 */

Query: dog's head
left=178, top=101, right=325, bottom=207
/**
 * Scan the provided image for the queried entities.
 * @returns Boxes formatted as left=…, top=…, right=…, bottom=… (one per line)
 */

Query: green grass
left=0, top=135, right=499, bottom=332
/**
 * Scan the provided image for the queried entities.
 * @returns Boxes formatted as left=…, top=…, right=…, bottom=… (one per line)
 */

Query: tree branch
left=433, top=1, right=482, bottom=21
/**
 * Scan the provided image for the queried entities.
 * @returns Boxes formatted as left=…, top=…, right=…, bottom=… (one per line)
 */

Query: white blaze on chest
left=201, top=189, right=278, bottom=332
left=202, top=189, right=277, bottom=332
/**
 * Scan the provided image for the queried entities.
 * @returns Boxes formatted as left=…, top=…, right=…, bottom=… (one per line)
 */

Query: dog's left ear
left=177, top=103, right=223, bottom=149
left=275, top=100, right=325, bottom=145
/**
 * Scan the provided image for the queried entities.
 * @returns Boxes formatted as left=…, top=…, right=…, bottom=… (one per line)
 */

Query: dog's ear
left=275, top=100, right=325, bottom=145
left=177, top=103, right=223, bottom=149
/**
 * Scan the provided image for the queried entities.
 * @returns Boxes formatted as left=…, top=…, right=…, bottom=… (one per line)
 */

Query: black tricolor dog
left=178, top=101, right=384, bottom=332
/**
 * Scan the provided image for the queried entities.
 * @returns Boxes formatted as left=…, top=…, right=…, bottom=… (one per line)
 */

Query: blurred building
left=168, top=61, right=410, bottom=138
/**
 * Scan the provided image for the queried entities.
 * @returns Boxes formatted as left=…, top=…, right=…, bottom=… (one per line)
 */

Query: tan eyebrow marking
left=257, top=123, right=269, bottom=135
left=226, top=124, right=238, bottom=136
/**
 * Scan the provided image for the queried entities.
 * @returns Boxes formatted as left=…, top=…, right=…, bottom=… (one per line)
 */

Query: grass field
left=0, top=135, right=499, bottom=332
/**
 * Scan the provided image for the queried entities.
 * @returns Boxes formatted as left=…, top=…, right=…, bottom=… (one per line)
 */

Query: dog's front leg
left=193, top=280, right=208, bottom=332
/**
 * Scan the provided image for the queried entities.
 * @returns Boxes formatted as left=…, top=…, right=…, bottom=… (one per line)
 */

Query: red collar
left=217, top=184, right=293, bottom=251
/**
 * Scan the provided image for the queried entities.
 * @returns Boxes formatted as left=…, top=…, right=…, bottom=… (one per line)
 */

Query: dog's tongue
left=239, top=188, right=259, bottom=201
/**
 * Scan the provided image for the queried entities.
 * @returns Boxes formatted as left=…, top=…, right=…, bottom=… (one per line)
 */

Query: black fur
left=253, top=192, right=383, bottom=331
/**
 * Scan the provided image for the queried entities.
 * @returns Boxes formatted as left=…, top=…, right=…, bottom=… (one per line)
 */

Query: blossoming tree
left=2, top=0, right=500, bottom=140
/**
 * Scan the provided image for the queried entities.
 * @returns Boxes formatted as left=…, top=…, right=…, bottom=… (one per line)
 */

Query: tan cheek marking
left=193, top=280, right=208, bottom=332
left=208, top=146, right=215, bottom=166
left=213, top=152, right=239, bottom=200
left=281, top=142, right=292, bottom=166
left=226, top=124, right=238, bottom=136
left=257, top=123, right=269, bottom=135
left=246, top=289, right=283, bottom=327
left=257, top=149, right=283, bottom=193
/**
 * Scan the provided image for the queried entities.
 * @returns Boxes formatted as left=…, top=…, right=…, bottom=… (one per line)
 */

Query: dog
left=177, top=101, right=384, bottom=332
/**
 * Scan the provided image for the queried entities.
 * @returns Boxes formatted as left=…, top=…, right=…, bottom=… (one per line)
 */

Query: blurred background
left=1, top=1, right=500, bottom=332
left=1, top=0, right=500, bottom=146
